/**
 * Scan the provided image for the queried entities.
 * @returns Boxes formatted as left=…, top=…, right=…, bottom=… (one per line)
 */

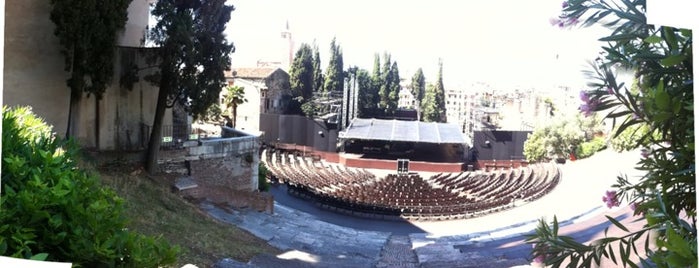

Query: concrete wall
left=4, top=0, right=70, bottom=135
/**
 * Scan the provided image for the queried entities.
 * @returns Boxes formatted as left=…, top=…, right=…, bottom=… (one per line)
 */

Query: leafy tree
left=410, top=68, right=426, bottom=111
left=433, top=59, right=447, bottom=122
left=527, top=1, right=695, bottom=267
left=145, top=0, right=235, bottom=174
left=523, top=115, right=586, bottom=162
left=323, top=37, right=344, bottom=93
left=312, top=42, right=323, bottom=92
left=49, top=0, right=132, bottom=141
left=523, top=129, right=548, bottom=162
left=1, top=106, right=178, bottom=266
left=223, top=85, right=247, bottom=128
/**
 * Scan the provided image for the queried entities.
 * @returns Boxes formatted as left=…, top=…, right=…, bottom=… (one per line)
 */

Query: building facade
left=225, top=67, right=291, bottom=134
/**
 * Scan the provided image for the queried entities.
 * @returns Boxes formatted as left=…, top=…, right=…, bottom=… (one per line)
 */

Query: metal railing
left=142, top=124, right=206, bottom=150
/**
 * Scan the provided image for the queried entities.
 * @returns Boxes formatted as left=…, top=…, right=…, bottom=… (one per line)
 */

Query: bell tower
left=280, top=20, right=294, bottom=70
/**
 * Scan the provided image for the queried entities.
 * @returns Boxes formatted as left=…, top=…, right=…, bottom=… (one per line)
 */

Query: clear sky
left=225, top=0, right=611, bottom=89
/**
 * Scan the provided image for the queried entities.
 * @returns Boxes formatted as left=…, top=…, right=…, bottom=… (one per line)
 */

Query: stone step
left=376, top=234, right=419, bottom=268
left=247, top=252, right=372, bottom=268
left=174, top=176, right=198, bottom=191
left=420, top=258, right=531, bottom=268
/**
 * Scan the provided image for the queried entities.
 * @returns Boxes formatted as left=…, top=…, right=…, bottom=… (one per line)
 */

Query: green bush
left=0, top=106, right=178, bottom=266
left=574, top=136, right=607, bottom=159
left=258, top=162, right=270, bottom=192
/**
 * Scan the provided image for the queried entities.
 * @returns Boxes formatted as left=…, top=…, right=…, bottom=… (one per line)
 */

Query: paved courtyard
left=203, top=149, right=643, bottom=267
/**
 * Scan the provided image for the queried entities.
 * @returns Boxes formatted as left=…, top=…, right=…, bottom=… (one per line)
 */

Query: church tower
left=280, top=20, right=294, bottom=71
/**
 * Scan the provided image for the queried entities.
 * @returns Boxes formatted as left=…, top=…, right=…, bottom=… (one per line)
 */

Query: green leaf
left=30, top=253, right=49, bottom=261
left=599, top=33, right=639, bottom=42
left=660, top=54, right=687, bottom=67
left=643, top=35, right=663, bottom=44
left=605, top=215, right=630, bottom=232
left=666, top=228, right=694, bottom=258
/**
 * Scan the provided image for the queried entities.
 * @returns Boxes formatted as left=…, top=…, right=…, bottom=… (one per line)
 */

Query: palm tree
left=222, top=85, right=247, bottom=128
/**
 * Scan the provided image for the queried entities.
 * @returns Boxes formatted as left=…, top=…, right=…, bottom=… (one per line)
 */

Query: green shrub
left=523, top=130, right=548, bottom=162
left=258, top=162, right=270, bottom=192
left=574, top=136, right=607, bottom=159
left=0, top=106, right=178, bottom=266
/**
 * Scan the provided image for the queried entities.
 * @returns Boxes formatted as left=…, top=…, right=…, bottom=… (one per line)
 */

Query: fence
left=141, top=124, right=209, bottom=150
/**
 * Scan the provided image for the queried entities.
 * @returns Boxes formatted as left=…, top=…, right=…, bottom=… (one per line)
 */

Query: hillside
left=94, top=156, right=280, bottom=267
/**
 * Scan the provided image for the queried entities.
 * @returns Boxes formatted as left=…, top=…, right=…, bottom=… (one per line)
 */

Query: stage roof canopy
left=339, top=118, right=467, bottom=144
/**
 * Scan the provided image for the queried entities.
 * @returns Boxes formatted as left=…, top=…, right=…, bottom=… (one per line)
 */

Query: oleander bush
left=0, top=106, right=178, bottom=266
left=527, top=0, right=695, bottom=266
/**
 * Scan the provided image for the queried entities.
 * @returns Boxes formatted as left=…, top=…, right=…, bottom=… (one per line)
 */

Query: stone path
left=203, top=201, right=390, bottom=267
left=376, top=235, right=419, bottom=268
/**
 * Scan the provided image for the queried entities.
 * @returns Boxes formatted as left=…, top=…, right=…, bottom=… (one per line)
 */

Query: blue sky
left=226, top=0, right=612, bottom=89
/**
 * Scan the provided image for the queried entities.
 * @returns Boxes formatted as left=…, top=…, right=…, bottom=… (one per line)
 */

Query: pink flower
left=641, top=149, right=650, bottom=158
left=562, top=1, right=569, bottom=8
left=579, top=90, right=590, bottom=102
left=602, top=190, right=620, bottom=208
left=532, top=244, right=548, bottom=264
left=566, top=16, right=579, bottom=26
left=579, top=102, right=597, bottom=117
left=533, top=254, right=545, bottom=264
left=549, top=17, right=561, bottom=26
left=607, top=87, right=614, bottom=94
left=629, top=202, right=644, bottom=216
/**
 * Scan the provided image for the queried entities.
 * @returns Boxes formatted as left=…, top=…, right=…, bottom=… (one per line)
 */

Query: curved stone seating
left=262, top=149, right=561, bottom=221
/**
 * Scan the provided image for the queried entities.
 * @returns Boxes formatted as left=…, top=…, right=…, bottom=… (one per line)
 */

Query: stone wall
left=185, top=136, right=259, bottom=191
left=159, top=133, right=271, bottom=211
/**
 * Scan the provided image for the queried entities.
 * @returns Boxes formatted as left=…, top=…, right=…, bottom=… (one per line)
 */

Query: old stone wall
left=185, top=136, right=259, bottom=191
left=159, top=133, right=270, bottom=211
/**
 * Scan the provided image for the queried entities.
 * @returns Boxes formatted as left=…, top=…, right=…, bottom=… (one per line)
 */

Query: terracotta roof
left=228, top=67, right=279, bottom=79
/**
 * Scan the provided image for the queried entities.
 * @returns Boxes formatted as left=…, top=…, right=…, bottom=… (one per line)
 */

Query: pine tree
left=410, top=68, right=426, bottom=111
left=49, top=0, right=132, bottom=141
left=421, top=83, right=440, bottom=122
left=323, top=37, right=344, bottom=93
left=356, top=68, right=372, bottom=118
left=289, top=43, right=314, bottom=101
left=434, top=59, right=447, bottom=122
left=378, top=53, right=392, bottom=113
left=145, top=0, right=235, bottom=173
left=366, top=53, right=382, bottom=116
left=311, top=42, right=323, bottom=92
left=387, top=61, right=400, bottom=115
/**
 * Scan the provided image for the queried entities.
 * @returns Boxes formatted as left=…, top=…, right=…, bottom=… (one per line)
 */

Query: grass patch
left=95, top=160, right=280, bottom=267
